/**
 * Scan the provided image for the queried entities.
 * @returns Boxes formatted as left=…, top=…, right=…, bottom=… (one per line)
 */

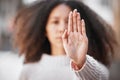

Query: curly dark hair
left=13, top=0, right=116, bottom=66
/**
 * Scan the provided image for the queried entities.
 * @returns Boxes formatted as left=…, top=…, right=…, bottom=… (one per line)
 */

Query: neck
left=51, top=45, right=66, bottom=56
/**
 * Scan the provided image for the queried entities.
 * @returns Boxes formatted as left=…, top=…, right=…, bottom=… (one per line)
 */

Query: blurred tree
left=112, top=0, right=120, bottom=60
left=109, top=1, right=120, bottom=80
left=0, top=0, right=23, bottom=51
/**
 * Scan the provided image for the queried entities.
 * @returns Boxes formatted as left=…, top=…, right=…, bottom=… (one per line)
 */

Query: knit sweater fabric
left=20, top=54, right=109, bottom=80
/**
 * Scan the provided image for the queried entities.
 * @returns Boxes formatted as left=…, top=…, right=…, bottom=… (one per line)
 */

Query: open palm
left=62, top=9, right=88, bottom=68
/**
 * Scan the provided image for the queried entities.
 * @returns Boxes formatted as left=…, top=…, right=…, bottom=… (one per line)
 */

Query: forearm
left=71, top=55, right=109, bottom=80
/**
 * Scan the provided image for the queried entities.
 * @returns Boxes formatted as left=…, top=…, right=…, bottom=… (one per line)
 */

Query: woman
left=13, top=0, right=116, bottom=80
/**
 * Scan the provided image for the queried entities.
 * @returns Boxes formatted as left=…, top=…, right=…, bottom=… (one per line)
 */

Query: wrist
left=71, top=57, right=86, bottom=70
left=71, top=60, right=82, bottom=70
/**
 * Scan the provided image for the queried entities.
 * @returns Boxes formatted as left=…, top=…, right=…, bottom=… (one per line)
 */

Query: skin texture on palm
left=62, top=9, right=88, bottom=70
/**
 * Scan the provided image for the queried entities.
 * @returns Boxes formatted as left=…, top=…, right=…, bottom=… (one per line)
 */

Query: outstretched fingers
left=67, top=9, right=87, bottom=39
left=68, top=9, right=83, bottom=34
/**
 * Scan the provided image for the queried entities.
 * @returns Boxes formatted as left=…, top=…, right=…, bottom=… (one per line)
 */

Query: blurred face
left=46, top=4, right=71, bottom=48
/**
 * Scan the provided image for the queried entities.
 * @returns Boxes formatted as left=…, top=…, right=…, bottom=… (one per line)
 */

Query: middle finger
left=73, top=9, right=77, bottom=32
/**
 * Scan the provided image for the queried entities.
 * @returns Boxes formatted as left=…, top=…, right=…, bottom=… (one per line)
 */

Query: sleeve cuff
left=70, top=55, right=109, bottom=80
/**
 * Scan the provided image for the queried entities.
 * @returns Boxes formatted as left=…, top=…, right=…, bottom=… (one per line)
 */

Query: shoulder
left=19, top=61, right=41, bottom=80
left=22, top=61, right=41, bottom=73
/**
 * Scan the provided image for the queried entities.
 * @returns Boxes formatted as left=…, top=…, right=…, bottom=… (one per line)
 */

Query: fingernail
left=82, top=19, right=85, bottom=25
left=82, top=19, right=84, bottom=22
left=69, top=11, right=72, bottom=16
left=74, top=9, right=77, bottom=12
left=69, top=11, right=72, bottom=14
left=77, top=12, right=80, bottom=15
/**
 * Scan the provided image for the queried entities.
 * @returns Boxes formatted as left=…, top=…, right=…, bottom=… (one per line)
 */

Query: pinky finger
left=81, top=19, right=86, bottom=36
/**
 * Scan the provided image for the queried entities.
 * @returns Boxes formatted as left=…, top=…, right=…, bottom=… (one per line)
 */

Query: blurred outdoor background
left=0, top=0, right=120, bottom=80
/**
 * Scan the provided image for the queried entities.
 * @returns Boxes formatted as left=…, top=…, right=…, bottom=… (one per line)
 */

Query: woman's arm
left=62, top=9, right=88, bottom=72
left=71, top=55, right=109, bottom=80
left=62, top=9, right=109, bottom=80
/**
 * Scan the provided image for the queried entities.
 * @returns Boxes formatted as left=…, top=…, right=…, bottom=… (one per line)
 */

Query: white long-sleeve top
left=19, top=54, right=109, bottom=80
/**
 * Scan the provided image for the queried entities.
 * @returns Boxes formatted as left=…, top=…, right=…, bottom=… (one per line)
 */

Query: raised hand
left=62, top=9, right=88, bottom=69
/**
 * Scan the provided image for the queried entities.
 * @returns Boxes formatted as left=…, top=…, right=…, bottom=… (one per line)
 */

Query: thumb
left=62, top=29, right=68, bottom=44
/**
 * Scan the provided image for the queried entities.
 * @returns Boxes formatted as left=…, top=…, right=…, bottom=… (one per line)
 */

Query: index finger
left=68, top=11, right=73, bottom=34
